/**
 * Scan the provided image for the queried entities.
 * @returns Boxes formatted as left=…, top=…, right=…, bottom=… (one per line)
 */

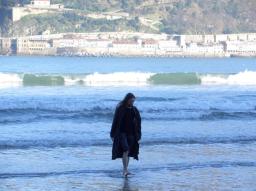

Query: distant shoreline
left=1, top=53, right=256, bottom=58
left=1, top=32, right=256, bottom=58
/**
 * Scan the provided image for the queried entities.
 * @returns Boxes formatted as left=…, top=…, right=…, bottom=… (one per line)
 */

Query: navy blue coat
left=110, top=104, right=141, bottom=160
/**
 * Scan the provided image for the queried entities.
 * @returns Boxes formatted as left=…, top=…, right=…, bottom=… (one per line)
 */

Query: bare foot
left=123, top=171, right=131, bottom=177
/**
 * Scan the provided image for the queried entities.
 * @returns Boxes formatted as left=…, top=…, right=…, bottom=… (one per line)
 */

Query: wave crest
left=0, top=71, right=256, bottom=87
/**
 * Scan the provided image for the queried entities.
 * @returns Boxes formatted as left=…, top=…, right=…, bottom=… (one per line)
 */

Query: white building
left=185, top=35, right=204, bottom=43
left=52, top=38, right=111, bottom=49
left=16, top=37, right=53, bottom=55
left=186, top=43, right=224, bottom=53
left=112, top=40, right=141, bottom=49
left=85, top=39, right=112, bottom=48
left=28, top=0, right=64, bottom=9
left=247, top=33, right=256, bottom=41
left=214, top=34, right=228, bottom=43
left=227, top=34, right=239, bottom=41
left=12, top=0, right=64, bottom=22
left=225, top=41, right=256, bottom=53
left=203, top=35, right=215, bottom=44
left=141, top=39, right=158, bottom=52
left=158, top=40, right=181, bottom=52
left=237, top=34, right=248, bottom=41
left=31, top=0, right=51, bottom=7
left=53, top=39, right=78, bottom=48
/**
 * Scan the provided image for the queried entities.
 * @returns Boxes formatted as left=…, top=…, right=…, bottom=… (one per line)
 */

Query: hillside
left=1, top=0, right=256, bottom=37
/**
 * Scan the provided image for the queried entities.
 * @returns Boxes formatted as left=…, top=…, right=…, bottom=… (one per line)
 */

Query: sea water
left=0, top=56, right=256, bottom=191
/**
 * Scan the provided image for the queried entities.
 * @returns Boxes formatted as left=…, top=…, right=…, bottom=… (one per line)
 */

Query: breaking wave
left=1, top=161, right=255, bottom=179
left=0, top=71, right=256, bottom=87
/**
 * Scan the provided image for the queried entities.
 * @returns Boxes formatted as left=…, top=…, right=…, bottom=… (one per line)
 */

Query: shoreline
left=1, top=53, right=256, bottom=58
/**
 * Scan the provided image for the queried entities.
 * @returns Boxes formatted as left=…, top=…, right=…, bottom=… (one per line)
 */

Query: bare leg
left=122, top=151, right=129, bottom=176
left=127, top=156, right=129, bottom=169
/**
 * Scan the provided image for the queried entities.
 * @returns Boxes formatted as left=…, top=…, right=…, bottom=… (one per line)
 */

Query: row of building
left=1, top=32, right=256, bottom=57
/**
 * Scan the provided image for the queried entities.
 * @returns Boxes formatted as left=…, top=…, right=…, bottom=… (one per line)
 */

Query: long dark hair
left=119, top=93, right=135, bottom=107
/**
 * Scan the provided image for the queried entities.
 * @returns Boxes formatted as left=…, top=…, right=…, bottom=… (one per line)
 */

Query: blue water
left=0, top=56, right=256, bottom=73
left=0, top=56, right=256, bottom=191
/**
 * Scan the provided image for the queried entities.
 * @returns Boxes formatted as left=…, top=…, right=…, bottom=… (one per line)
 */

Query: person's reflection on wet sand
left=121, top=177, right=139, bottom=191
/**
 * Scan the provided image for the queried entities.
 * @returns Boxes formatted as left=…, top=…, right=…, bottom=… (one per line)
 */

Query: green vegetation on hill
left=11, top=12, right=152, bottom=36
left=1, top=0, right=256, bottom=37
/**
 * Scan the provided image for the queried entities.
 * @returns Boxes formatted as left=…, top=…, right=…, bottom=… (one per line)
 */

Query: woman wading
left=110, top=93, right=141, bottom=177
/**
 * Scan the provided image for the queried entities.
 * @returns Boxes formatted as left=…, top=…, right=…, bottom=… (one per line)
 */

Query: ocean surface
left=0, top=56, right=256, bottom=191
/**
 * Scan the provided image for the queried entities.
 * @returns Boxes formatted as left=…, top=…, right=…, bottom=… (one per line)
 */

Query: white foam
left=201, top=71, right=256, bottom=86
left=65, top=72, right=155, bottom=86
left=0, top=73, right=23, bottom=88
left=1, top=71, right=256, bottom=88
left=64, top=75, right=84, bottom=86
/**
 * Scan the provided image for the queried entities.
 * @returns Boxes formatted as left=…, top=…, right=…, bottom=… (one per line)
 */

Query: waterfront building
left=225, top=41, right=256, bottom=53
left=16, top=37, right=54, bottom=55
left=158, top=40, right=181, bottom=52
left=112, top=40, right=141, bottom=49
left=142, top=39, right=158, bottom=51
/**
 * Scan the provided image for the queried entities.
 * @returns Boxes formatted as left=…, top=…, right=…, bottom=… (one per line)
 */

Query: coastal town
left=1, top=31, right=256, bottom=57
left=0, top=0, right=256, bottom=57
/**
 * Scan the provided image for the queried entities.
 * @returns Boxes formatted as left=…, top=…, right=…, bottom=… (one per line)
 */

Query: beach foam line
left=0, top=161, right=255, bottom=179
left=1, top=136, right=255, bottom=150
left=0, top=107, right=256, bottom=125
left=0, top=71, right=256, bottom=87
